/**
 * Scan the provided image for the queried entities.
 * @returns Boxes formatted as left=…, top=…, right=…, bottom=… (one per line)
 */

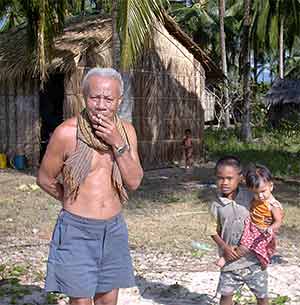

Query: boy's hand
left=223, top=245, right=240, bottom=261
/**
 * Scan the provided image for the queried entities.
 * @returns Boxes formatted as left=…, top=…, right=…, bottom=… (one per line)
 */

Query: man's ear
left=118, top=96, right=123, bottom=106
left=270, top=182, right=274, bottom=192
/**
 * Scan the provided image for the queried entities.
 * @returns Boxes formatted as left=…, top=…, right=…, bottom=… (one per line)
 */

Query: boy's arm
left=211, top=234, right=240, bottom=261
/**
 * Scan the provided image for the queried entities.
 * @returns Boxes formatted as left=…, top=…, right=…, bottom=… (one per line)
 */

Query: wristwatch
left=114, top=143, right=129, bottom=156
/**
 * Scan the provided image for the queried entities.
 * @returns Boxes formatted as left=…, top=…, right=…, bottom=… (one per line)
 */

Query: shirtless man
left=37, top=68, right=143, bottom=305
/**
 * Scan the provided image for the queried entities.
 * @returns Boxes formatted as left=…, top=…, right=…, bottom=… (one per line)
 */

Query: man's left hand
left=92, top=113, right=123, bottom=147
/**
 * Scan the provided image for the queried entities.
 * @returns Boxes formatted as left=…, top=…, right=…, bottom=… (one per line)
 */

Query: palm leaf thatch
left=265, top=79, right=300, bottom=106
left=0, top=12, right=223, bottom=83
left=0, top=14, right=112, bottom=82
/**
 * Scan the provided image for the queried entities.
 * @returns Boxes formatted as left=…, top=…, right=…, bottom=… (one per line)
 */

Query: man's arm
left=112, top=122, right=143, bottom=190
left=92, top=114, right=143, bottom=191
left=37, top=124, right=68, bottom=201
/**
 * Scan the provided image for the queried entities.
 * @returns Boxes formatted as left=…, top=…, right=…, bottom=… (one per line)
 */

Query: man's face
left=216, top=165, right=242, bottom=199
left=85, top=75, right=122, bottom=121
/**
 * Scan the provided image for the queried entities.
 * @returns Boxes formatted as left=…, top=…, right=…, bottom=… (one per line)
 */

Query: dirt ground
left=0, top=164, right=299, bottom=304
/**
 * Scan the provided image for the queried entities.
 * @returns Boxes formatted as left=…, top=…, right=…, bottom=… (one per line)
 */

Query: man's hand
left=92, top=112, right=124, bottom=147
left=223, top=245, right=240, bottom=261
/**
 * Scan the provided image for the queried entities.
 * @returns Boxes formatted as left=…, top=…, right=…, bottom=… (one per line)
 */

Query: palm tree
left=169, top=1, right=217, bottom=56
left=239, top=0, right=252, bottom=141
left=253, top=0, right=300, bottom=79
left=1, top=0, right=169, bottom=81
left=115, top=0, right=168, bottom=71
left=0, top=0, right=66, bottom=84
left=219, top=0, right=230, bottom=127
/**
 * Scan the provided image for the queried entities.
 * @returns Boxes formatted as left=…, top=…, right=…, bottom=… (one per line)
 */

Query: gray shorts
left=217, top=264, right=268, bottom=298
left=45, top=209, right=135, bottom=298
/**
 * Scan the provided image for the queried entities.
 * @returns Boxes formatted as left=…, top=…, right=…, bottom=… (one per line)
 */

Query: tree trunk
left=219, top=0, right=230, bottom=128
left=239, top=0, right=252, bottom=142
left=279, top=17, right=284, bottom=79
left=95, top=0, right=102, bottom=11
left=111, top=0, right=120, bottom=70
left=253, top=39, right=259, bottom=84
left=81, top=0, right=85, bottom=14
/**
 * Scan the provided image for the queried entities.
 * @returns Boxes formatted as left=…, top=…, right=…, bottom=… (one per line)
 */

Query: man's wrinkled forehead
left=88, top=76, right=121, bottom=96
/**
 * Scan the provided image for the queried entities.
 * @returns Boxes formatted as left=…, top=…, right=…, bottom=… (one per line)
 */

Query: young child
left=216, top=165, right=283, bottom=269
left=182, top=128, right=193, bottom=169
left=210, top=156, right=270, bottom=305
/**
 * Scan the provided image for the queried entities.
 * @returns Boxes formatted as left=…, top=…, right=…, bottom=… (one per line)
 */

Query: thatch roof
left=162, top=11, right=223, bottom=80
left=265, top=79, right=300, bottom=106
left=0, top=12, right=223, bottom=81
left=0, top=14, right=112, bottom=81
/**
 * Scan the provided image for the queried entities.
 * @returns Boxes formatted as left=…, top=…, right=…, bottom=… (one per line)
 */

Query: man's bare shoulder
left=52, top=117, right=77, bottom=142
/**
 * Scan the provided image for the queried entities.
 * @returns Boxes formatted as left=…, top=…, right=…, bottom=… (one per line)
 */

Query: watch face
left=116, top=144, right=128, bottom=156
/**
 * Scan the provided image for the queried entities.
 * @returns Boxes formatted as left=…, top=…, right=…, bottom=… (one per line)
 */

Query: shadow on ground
left=0, top=279, right=50, bottom=305
left=136, top=275, right=217, bottom=305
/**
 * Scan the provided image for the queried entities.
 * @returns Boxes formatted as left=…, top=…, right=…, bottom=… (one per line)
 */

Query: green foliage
left=205, top=127, right=300, bottom=177
left=271, top=295, right=290, bottom=305
left=117, top=0, right=169, bottom=70
left=46, top=292, right=60, bottom=304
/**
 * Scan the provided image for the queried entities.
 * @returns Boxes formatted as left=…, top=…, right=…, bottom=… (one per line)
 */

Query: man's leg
left=94, top=289, right=119, bottom=305
left=69, top=297, right=92, bottom=305
left=257, top=297, right=268, bottom=305
left=220, top=294, right=233, bottom=305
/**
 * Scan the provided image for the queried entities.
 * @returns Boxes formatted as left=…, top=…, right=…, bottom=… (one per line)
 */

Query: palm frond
left=118, top=0, right=169, bottom=70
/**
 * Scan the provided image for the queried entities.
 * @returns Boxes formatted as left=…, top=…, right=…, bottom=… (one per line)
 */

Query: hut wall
left=132, top=24, right=205, bottom=169
left=64, top=66, right=87, bottom=119
left=0, top=79, right=40, bottom=170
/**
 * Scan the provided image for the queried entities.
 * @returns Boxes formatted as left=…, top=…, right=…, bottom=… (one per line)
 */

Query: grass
left=0, top=168, right=299, bottom=304
left=204, top=127, right=300, bottom=177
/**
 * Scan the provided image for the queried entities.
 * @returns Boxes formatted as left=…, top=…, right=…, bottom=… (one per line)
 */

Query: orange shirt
left=250, top=198, right=282, bottom=229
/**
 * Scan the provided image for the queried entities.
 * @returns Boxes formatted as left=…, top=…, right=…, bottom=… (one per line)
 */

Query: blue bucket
left=11, top=155, right=26, bottom=170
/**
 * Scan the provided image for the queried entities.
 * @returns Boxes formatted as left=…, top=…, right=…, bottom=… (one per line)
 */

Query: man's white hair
left=82, top=67, right=124, bottom=98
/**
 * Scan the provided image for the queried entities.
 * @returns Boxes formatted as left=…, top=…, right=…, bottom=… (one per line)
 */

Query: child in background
left=182, top=129, right=193, bottom=169
left=210, top=156, right=270, bottom=305
left=216, top=165, right=283, bottom=269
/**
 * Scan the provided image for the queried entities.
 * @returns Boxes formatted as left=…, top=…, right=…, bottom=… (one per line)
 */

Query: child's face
left=251, top=180, right=273, bottom=201
left=216, top=165, right=242, bottom=199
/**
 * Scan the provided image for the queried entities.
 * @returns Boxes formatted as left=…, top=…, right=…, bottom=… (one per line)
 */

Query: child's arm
left=211, top=234, right=240, bottom=261
left=268, top=206, right=283, bottom=233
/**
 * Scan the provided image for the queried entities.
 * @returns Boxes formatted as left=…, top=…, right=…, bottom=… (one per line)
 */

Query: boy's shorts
left=45, top=209, right=135, bottom=298
left=217, top=264, right=268, bottom=298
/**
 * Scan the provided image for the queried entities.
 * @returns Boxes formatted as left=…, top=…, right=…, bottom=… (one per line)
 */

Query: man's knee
left=69, top=297, right=92, bottom=305
left=94, top=289, right=118, bottom=305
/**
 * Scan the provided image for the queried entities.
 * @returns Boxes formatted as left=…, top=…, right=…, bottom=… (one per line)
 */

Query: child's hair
left=184, top=128, right=192, bottom=135
left=245, top=164, right=273, bottom=189
left=215, top=155, right=242, bottom=174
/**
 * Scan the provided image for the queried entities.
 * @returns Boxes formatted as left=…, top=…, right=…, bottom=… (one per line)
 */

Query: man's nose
left=95, top=98, right=107, bottom=109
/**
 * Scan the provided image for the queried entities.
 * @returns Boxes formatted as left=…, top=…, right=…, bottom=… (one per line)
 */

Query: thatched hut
left=264, top=79, right=300, bottom=127
left=0, top=13, right=222, bottom=170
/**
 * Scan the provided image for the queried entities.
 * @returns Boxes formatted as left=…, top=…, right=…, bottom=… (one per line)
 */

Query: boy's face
left=251, top=180, right=273, bottom=201
left=216, top=165, right=242, bottom=199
